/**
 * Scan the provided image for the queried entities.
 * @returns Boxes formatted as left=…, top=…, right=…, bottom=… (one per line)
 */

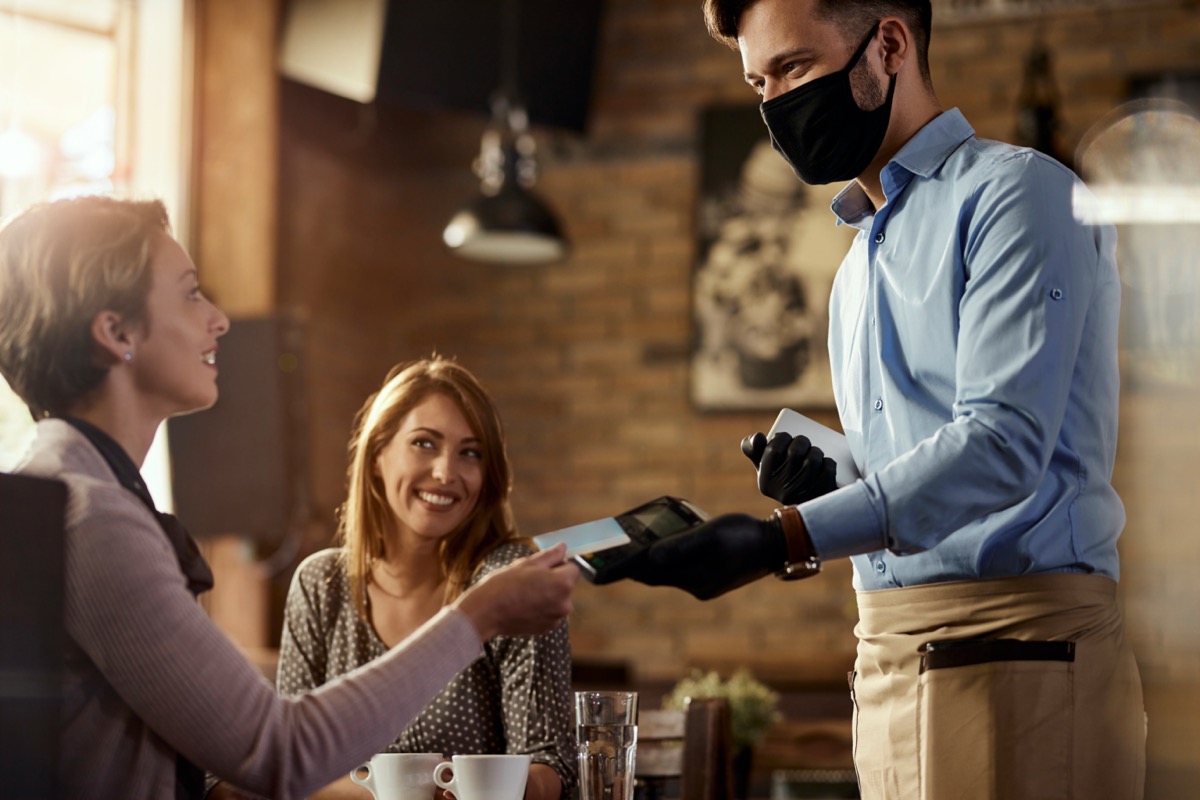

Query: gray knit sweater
left=17, top=420, right=483, bottom=799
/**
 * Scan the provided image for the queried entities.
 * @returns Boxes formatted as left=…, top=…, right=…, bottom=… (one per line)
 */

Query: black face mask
left=760, top=22, right=896, bottom=185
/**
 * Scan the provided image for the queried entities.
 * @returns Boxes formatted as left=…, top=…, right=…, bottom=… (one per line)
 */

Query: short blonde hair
left=338, top=355, right=520, bottom=617
left=0, top=196, right=169, bottom=418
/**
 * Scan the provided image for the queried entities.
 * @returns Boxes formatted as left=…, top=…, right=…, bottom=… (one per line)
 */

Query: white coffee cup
left=352, top=752, right=444, bottom=800
left=433, top=754, right=532, bottom=800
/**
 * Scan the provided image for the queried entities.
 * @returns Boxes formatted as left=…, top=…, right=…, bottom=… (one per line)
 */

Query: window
left=0, top=0, right=190, bottom=508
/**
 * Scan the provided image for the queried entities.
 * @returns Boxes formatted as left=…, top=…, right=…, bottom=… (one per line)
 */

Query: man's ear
left=879, top=17, right=910, bottom=76
left=90, top=310, right=132, bottom=366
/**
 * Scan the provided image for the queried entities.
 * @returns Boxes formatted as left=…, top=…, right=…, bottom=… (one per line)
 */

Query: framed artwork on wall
left=689, top=104, right=856, bottom=411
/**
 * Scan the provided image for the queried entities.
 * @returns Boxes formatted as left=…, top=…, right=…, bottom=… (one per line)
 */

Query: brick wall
left=277, top=1, right=1200, bottom=794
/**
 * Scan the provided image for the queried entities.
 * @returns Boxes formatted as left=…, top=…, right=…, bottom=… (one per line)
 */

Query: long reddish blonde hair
left=338, top=355, right=520, bottom=618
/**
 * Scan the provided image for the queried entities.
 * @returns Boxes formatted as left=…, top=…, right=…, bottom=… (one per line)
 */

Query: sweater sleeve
left=65, top=484, right=482, bottom=800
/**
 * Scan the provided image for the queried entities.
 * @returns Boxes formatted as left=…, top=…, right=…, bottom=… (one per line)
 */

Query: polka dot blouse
left=276, top=542, right=577, bottom=793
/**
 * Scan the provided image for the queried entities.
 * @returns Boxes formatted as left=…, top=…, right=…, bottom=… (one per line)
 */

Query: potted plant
left=662, top=669, right=781, bottom=799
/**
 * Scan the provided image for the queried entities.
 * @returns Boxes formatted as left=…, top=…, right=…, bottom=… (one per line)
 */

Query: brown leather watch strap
left=773, top=505, right=821, bottom=581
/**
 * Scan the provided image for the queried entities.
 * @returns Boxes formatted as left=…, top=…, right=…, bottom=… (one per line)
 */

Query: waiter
left=626, top=1, right=1146, bottom=797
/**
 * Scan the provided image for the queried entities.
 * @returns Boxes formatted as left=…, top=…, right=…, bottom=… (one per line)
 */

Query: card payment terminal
left=534, top=495, right=710, bottom=585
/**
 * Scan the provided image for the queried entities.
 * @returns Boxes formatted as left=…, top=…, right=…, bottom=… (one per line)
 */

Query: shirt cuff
left=797, top=480, right=886, bottom=561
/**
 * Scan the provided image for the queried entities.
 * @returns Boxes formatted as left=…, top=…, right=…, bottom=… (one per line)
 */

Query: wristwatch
left=773, top=505, right=821, bottom=581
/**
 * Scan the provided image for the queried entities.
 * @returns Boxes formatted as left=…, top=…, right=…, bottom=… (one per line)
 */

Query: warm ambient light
left=1074, top=184, right=1200, bottom=225
left=442, top=99, right=568, bottom=265
left=0, top=126, right=41, bottom=178
left=1074, top=99, right=1200, bottom=224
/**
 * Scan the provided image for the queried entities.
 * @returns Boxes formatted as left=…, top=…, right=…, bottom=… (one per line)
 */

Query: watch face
left=574, top=496, right=708, bottom=584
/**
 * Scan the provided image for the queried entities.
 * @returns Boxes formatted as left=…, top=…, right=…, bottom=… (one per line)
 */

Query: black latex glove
left=622, top=513, right=787, bottom=601
left=740, top=431, right=838, bottom=506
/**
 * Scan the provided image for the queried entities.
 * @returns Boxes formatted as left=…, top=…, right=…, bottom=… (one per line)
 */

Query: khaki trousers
left=850, top=574, right=1145, bottom=800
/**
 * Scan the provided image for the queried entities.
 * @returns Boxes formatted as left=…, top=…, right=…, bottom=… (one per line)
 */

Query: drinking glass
left=575, top=690, right=638, bottom=800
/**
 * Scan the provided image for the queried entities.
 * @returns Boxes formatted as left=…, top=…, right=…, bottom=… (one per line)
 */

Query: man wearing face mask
left=623, top=1, right=1146, bottom=798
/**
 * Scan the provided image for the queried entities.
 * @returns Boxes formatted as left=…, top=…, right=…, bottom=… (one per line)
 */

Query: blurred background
left=0, top=0, right=1197, bottom=797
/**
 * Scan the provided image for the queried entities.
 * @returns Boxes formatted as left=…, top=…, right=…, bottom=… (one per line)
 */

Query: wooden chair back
left=636, top=697, right=734, bottom=800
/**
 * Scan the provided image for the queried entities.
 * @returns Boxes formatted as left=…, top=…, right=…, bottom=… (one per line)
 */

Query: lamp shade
left=443, top=181, right=567, bottom=265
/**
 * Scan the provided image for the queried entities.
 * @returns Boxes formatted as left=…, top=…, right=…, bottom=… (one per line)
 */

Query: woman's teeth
left=418, top=491, right=454, bottom=506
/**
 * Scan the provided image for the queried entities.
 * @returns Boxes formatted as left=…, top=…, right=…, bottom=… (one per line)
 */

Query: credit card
left=533, top=517, right=632, bottom=558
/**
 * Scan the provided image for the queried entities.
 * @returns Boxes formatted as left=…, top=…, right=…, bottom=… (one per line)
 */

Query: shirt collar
left=891, top=107, right=975, bottom=178
left=63, top=415, right=154, bottom=506
left=831, top=108, right=976, bottom=227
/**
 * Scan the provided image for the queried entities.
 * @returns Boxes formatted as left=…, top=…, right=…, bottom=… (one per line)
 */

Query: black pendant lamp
left=442, top=98, right=567, bottom=264
left=442, top=0, right=568, bottom=265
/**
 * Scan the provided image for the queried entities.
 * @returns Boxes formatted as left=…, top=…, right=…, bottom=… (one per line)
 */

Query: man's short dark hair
left=703, top=0, right=933, bottom=83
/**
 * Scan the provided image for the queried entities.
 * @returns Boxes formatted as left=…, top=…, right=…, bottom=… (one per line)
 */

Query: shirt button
left=874, top=232, right=885, bottom=244
left=874, top=397, right=883, bottom=411
left=1050, top=288, right=1064, bottom=300
left=875, top=560, right=887, bottom=574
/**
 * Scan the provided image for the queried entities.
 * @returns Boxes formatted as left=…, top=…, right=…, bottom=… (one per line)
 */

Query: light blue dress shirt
left=797, top=109, right=1125, bottom=592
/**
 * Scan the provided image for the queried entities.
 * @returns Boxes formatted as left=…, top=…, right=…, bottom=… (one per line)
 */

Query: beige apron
left=851, top=573, right=1145, bottom=800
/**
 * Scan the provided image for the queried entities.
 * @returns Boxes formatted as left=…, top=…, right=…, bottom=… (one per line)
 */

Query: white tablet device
left=766, top=408, right=861, bottom=487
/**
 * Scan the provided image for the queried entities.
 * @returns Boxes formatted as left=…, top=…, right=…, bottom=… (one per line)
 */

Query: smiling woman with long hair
left=277, top=358, right=576, bottom=800
left=0, top=196, right=578, bottom=800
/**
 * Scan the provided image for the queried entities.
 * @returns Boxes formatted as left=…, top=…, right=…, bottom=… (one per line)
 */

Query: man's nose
left=762, top=79, right=787, bottom=103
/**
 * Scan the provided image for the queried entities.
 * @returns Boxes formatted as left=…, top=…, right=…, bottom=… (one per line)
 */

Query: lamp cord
left=500, top=0, right=520, bottom=110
